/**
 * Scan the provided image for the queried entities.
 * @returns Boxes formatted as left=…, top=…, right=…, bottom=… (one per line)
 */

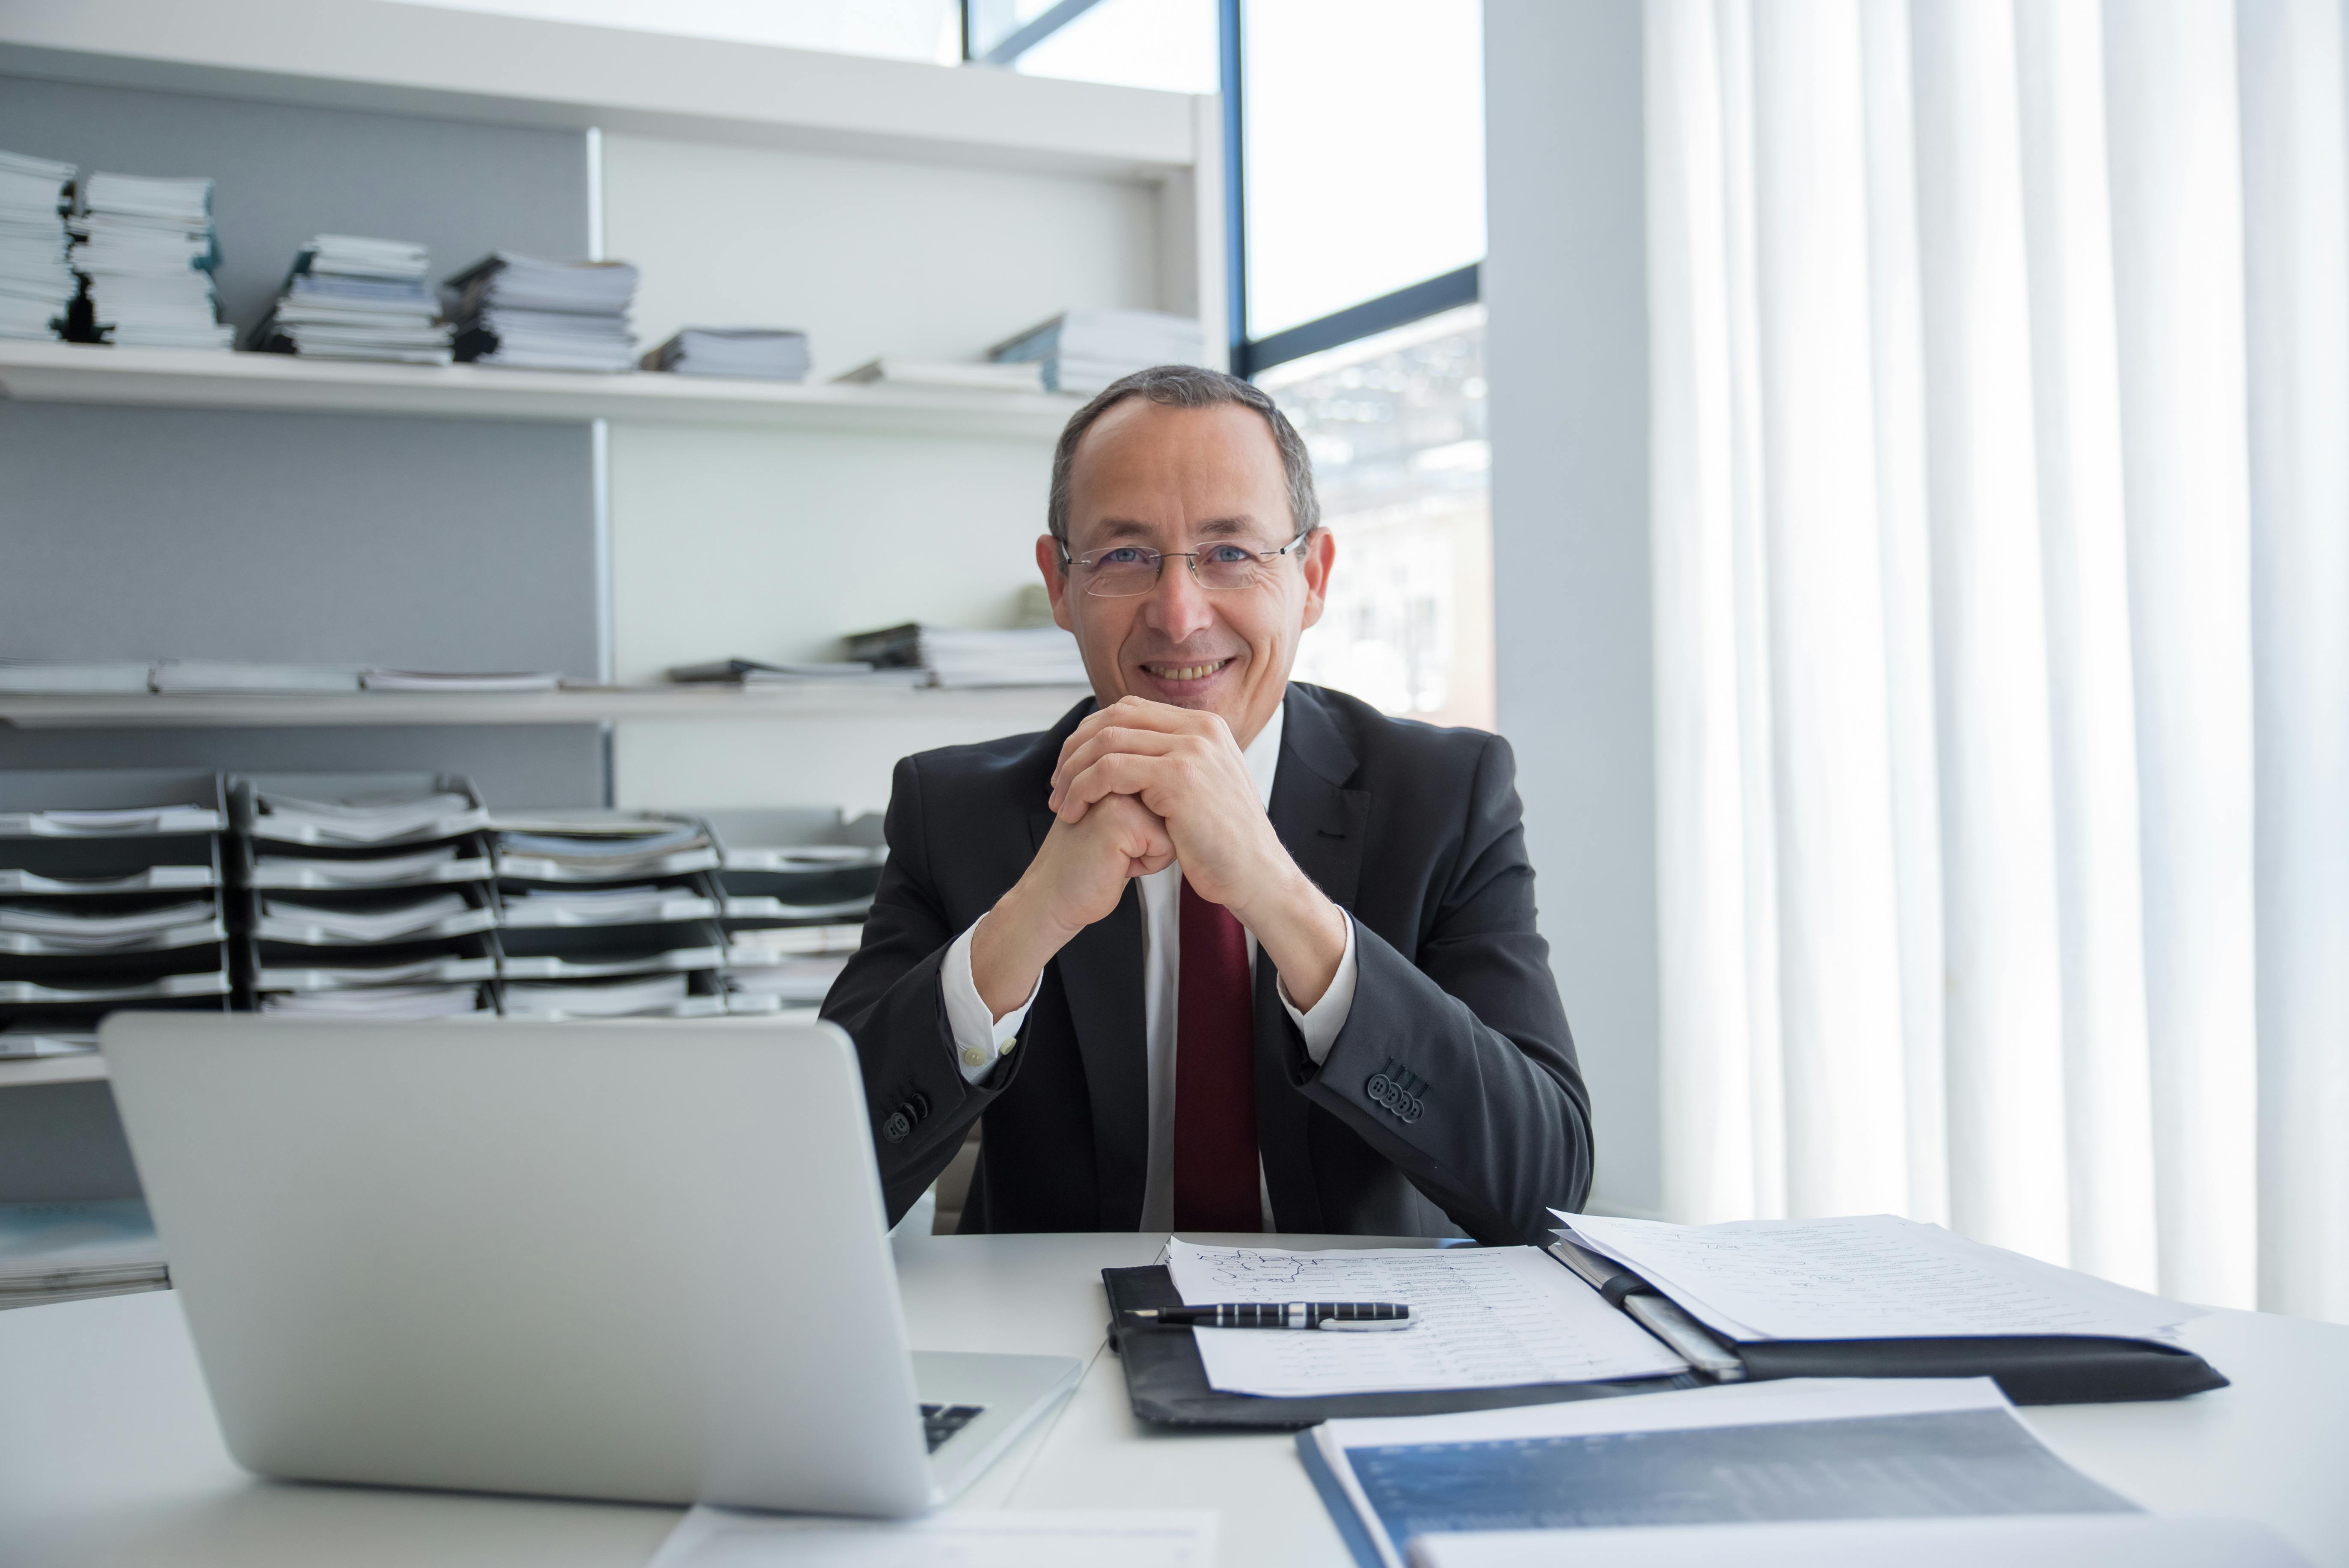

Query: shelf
left=0, top=342, right=1085, bottom=437
left=0, top=685, right=1092, bottom=731
left=0, top=1054, right=107, bottom=1089
left=0, top=0, right=1202, bottom=179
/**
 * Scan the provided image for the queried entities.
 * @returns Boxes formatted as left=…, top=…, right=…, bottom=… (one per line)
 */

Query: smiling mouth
left=1141, top=658, right=1234, bottom=682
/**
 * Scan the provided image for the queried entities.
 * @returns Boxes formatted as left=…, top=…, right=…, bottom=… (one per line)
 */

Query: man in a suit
left=824, top=365, right=1592, bottom=1244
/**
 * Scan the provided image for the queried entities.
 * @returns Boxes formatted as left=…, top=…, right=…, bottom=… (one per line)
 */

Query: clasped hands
left=969, top=697, right=1348, bottom=1020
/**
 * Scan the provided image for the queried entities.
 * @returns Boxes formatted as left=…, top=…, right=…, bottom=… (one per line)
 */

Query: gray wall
left=0, top=71, right=606, bottom=805
left=1485, top=1, right=1661, bottom=1216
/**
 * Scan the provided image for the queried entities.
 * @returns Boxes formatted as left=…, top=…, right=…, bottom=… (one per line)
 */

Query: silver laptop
left=100, top=1014, right=1079, bottom=1516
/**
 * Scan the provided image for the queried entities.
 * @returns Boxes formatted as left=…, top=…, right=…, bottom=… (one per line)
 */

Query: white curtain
left=1645, top=0, right=2349, bottom=1320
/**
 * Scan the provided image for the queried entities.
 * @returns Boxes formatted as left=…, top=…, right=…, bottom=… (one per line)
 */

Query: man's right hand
left=969, top=792, right=1174, bottom=1019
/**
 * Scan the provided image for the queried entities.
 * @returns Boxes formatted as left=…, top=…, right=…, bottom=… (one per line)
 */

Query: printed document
left=1406, top=1515, right=2311, bottom=1568
left=646, top=1507, right=1216, bottom=1568
left=1555, top=1212, right=2196, bottom=1342
left=1165, top=1241, right=1687, bottom=1397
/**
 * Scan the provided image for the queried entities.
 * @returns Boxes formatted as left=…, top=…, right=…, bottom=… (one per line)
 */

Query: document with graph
left=1164, top=1241, right=1689, bottom=1398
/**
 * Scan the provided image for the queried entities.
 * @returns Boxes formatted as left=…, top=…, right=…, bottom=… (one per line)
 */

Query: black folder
left=1102, top=1248, right=2226, bottom=1430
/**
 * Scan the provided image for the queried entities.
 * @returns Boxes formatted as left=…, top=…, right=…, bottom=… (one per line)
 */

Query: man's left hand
left=1048, top=696, right=1348, bottom=1008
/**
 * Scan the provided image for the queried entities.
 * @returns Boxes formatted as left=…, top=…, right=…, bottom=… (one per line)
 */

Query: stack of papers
left=989, top=307, right=1206, bottom=395
left=843, top=622, right=1089, bottom=689
left=726, top=921, right=865, bottom=960
left=0, top=149, right=77, bottom=341
left=723, top=954, right=847, bottom=1003
left=151, top=660, right=361, bottom=694
left=251, top=787, right=486, bottom=846
left=0, top=898, right=222, bottom=954
left=69, top=171, right=232, bottom=350
left=502, top=971, right=694, bottom=1019
left=262, top=983, right=489, bottom=1019
left=360, top=668, right=562, bottom=692
left=1553, top=1212, right=2199, bottom=1344
left=833, top=357, right=1046, bottom=392
left=0, top=1200, right=168, bottom=1307
left=248, top=235, right=452, bottom=363
left=499, top=885, right=718, bottom=927
left=255, top=890, right=491, bottom=944
left=665, top=658, right=924, bottom=687
left=643, top=327, right=810, bottom=380
left=446, top=252, right=640, bottom=372
left=249, top=843, right=484, bottom=889
left=492, top=817, right=718, bottom=880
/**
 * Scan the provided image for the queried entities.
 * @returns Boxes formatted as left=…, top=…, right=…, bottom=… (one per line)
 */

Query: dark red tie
left=1173, top=875, right=1261, bottom=1232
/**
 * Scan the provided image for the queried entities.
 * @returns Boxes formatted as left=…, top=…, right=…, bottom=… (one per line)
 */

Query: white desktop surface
left=2, top=1232, right=2344, bottom=1568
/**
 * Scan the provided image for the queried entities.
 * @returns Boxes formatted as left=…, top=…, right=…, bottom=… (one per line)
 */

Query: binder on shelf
left=0, top=770, right=237, bottom=1037
left=229, top=774, right=502, bottom=1018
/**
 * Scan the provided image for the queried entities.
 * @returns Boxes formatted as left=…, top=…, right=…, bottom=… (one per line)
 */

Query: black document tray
left=1102, top=1265, right=1700, bottom=1430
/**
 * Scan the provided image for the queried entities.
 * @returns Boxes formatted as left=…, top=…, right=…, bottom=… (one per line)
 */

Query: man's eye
left=1205, top=545, right=1254, bottom=564
left=1097, top=548, right=1151, bottom=566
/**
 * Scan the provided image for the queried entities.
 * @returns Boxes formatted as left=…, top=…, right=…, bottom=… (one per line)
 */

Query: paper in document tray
left=1101, top=1266, right=1698, bottom=1430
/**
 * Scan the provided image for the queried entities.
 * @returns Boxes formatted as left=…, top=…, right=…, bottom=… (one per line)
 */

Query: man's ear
left=1297, top=527, right=1336, bottom=633
left=1036, top=534, right=1075, bottom=632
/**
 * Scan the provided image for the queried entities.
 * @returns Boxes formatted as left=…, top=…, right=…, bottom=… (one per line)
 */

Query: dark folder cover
left=1102, top=1260, right=2225, bottom=1430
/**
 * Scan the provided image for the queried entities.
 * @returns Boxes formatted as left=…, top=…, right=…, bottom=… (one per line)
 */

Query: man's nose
left=1143, top=555, right=1219, bottom=642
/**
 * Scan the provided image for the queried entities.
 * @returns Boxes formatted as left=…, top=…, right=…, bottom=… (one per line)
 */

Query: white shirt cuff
left=1277, top=914, right=1358, bottom=1066
left=942, top=915, right=1042, bottom=1083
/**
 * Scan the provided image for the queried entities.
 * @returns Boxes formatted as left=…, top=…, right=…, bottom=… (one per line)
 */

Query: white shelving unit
left=0, top=685, right=1091, bottom=731
left=0, top=342, right=1087, bottom=436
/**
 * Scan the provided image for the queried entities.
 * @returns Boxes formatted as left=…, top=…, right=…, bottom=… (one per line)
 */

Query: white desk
left=3, top=1232, right=2344, bottom=1567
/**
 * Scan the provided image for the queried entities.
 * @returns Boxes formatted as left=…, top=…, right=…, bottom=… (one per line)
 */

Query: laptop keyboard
left=920, top=1402, right=986, bottom=1453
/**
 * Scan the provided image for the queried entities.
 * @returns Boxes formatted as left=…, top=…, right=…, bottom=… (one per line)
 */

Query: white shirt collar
left=1242, top=693, right=1286, bottom=812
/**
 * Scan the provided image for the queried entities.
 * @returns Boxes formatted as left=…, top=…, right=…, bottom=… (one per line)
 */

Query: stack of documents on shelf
left=702, top=808, right=882, bottom=1012
left=493, top=812, right=728, bottom=1018
left=641, top=327, right=810, bottom=380
left=665, top=658, right=924, bottom=687
left=248, top=235, right=452, bottom=363
left=262, top=983, right=488, bottom=1019
left=360, top=668, right=562, bottom=692
left=0, top=770, right=233, bottom=1020
left=446, top=252, right=639, bottom=372
left=989, top=307, right=1205, bottom=395
left=502, top=971, right=695, bottom=1020
left=726, top=921, right=864, bottom=959
left=151, top=661, right=362, bottom=694
left=844, top=622, right=1088, bottom=688
left=1300, top=1378, right=2150, bottom=1568
left=0, top=1200, right=169, bottom=1308
left=0, top=150, right=77, bottom=341
left=234, top=774, right=501, bottom=1010
left=722, top=955, right=846, bottom=1004
left=832, top=357, right=1046, bottom=392
left=69, top=171, right=231, bottom=350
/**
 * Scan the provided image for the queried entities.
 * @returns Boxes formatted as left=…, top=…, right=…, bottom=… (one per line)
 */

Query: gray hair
left=1045, top=363, right=1321, bottom=551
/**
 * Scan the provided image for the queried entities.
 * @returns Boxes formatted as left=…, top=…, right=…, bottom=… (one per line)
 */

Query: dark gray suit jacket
left=821, top=682, right=1594, bottom=1245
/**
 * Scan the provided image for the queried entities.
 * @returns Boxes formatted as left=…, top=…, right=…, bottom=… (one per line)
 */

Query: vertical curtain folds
left=1646, top=0, right=2349, bottom=1319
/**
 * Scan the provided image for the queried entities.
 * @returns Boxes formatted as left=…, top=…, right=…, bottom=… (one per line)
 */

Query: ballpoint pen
left=1126, top=1301, right=1414, bottom=1331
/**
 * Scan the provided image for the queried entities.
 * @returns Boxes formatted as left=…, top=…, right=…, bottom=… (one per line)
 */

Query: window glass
left=1242, top=0, right=1485, bottom=340
left=1010, top=0, right=1220, bottom=96
left=381, top=0, right=960, bottom=62
left=1262, top=304, right=1492, bottom=728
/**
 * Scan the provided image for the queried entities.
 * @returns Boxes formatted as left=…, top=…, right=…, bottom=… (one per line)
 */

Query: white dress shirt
left=938, top=695, right=1360, bottom=1231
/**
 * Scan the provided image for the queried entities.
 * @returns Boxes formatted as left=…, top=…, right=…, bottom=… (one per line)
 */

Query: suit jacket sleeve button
left=882, top=1111, right=912, bottom=1143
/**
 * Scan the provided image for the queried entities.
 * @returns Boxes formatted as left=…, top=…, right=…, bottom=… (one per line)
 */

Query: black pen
left=1128, top=1301, right=1414, bottom=1331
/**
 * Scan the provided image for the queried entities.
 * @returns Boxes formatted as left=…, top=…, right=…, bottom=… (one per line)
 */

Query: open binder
left=1103, top=1226, right=2225, bottom=1429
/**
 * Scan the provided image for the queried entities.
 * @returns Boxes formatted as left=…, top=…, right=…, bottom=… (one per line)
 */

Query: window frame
left=962, top=0, right=1484, bottom=375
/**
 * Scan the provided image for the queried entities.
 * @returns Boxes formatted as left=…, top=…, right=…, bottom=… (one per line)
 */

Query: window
left=1261, top=305, right=1491, bottom=728
left=968, top=0, right=1494, bottom=728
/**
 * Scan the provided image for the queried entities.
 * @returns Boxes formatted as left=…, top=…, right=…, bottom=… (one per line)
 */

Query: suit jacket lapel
left=1257, top=685, right=1369, bottom=1233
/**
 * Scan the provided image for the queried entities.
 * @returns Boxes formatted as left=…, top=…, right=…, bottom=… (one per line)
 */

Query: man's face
left=1037, top=399, right=1334, bottom=749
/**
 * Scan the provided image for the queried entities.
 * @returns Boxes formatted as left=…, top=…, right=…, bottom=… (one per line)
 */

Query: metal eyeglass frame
left=1058, top=529, right=1313, bottom=597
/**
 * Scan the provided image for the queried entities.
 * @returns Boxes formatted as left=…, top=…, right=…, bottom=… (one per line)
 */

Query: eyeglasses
left=1060, top=532, right=1311, bottom=598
